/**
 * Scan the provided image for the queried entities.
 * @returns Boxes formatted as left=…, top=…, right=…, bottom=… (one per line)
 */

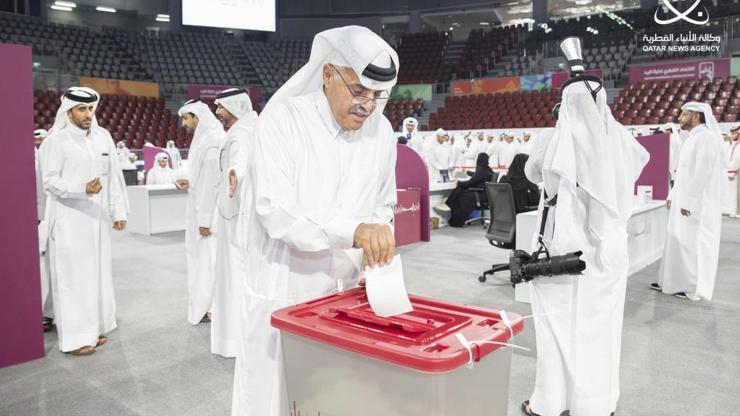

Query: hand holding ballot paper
left=364, top=255, right=414, bottom=317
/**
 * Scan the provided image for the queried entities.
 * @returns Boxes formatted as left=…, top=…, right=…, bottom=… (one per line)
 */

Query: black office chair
left=479, top=182, right=517, bottom=283
left=466, top=171, right=499, bottom=228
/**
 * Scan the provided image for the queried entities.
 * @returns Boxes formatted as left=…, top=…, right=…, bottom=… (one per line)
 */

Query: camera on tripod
left=509, top=248, right=586, bottom=285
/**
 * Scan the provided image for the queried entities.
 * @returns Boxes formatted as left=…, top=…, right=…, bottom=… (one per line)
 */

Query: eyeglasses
left=330, top=64, right=389, bottom=105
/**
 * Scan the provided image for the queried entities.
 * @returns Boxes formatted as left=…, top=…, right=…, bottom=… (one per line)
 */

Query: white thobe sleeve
left=681, top=133, right=719, bottom=213
left=525, top=129, right=552, bottom=184
left=251, top=106, right=363, bottom=252
left=195, top=143, right=220, bottom=228
left=42, top=136, right=89, bottom=200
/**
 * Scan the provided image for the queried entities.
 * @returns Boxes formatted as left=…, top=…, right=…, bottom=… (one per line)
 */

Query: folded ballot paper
left=364, top=255, right=414, bottom=317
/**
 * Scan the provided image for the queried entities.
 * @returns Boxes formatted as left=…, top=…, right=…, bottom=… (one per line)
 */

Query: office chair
left=466, top=171, right=499, bottom=228
left=479, top=182, right=517, bottom=283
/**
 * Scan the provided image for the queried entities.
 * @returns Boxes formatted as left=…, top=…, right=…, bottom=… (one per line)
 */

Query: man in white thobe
left=176, top=99, right=225, bottom=325
left=498, top=133, right=521, bottom=168
left=231, top=25, right=398, bottom=416
left=165, top=139, right=183, bottom=169
left=662, top=123, right=684, bottom=185
left=485, top=133, right=500, bottom=167
left=116, top=140, right=131, bottom=164
left=464, top=131, right=486, bottom=168
left=449, top=134, right=467, bottom=175
left=655, top=102, right=725, bottom=301
left=40, top=87, right=129, bottom=355
left=722, top=127, right=739, bottom=216
left=428, top=131, right=451, bottom=182
left=145, top=152, right=177, bottom=185
left=523, top=38, right=649, bottom=416
left=520, top=131, right=533, bottom=154
left=35, top=128, right=54, bottom=332
left=209, top=88, right=258, bottom=357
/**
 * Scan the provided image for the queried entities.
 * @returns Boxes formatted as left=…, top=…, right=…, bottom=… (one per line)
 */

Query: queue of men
left=33, top=28, right=732, bottom=416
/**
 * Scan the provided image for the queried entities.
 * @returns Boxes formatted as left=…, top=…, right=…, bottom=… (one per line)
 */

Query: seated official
left=499, top=153, right=540, bottom=213
left=436, top=153, right=494, bottom=227
left=146, top=152, right=178, bottom=185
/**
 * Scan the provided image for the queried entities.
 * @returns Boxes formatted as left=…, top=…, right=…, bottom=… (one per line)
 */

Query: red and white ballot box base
left=272, top=288, right=523, bottom=416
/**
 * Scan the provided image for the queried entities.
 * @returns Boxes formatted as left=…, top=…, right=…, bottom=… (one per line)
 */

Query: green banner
left=732, top=57, right=740, bottom=77
left=391, top=84, right=433, bottom=101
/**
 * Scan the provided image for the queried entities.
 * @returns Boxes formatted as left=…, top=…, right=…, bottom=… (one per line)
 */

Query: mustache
left=350, top=104, right=373, bottom=117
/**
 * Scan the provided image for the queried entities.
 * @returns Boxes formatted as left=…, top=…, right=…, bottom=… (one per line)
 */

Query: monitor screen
left=182, top=0, right=276, bottom=32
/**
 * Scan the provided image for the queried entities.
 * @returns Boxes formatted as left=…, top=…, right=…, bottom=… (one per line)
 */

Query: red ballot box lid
left=271, top=288, right=524, bottom=373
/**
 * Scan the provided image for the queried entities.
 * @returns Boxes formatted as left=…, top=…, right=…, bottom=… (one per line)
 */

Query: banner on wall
left=520, top=73, right=552, bottom=91
left=628, top=59, right=730, bottom=83
left=451, top=76, right=520, bottom=96
left=391, top=84, right=433, bottom=101
left=550, top=69, right=604, bottom=89
left=79, top=77, right=159, bottom=97
left=186, top=84, right=262, bottom=105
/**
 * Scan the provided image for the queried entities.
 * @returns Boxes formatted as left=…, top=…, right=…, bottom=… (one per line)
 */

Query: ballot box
left=272, top=288, right=523, bottom=416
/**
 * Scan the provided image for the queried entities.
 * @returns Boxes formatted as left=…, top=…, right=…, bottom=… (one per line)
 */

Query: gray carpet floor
left=1, top=218, right=739, bottom=416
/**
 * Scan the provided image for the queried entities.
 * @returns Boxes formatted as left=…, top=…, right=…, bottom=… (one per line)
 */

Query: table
left=127, top=184, right=188, bottom=235
left=513, top=199, right=668, bottom=303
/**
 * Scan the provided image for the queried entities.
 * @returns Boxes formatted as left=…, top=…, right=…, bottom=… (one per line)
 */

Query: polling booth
left=0, top=43, right=45, bottom=368
left=127, top=184, right=188, bottom=235
left=395, top=144, right=431, bottom=242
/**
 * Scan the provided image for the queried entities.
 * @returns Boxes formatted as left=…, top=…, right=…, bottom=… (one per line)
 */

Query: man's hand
left=228, top=169, right=238, bottom=198
left=666, top=199, right=672, bottom=210
left=680, top=208, right=691, bottom=217
left=353, top=223, right=395, bottom=269
left=86, top=178, right=102, bottom=195
left=199, top=227, right=211, bottom=237
left=175, top=179, right=190, bottom=190
left=112, top=221, right=127, bottom=231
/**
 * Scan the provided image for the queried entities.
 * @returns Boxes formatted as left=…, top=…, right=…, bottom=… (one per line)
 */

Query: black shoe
left=200, top=314, right=211, bottom=323
left=521, top=400, right=542, bottom=416
left=649, top=283, right=661, bottom=291
left=674, top=292, right=689, bottom=300
left=42, top=317, right=54, bottom=332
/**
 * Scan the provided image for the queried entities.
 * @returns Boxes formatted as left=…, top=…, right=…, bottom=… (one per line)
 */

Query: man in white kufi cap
left=654, top=102, right=725, bottom=301
left=523, top=37, right=649, bottom=416
left=176, top=98, right=226, bottom=325
left=209, top=88, right=258, bottom=357
left=39, top=87, right=129, bottom=355
left=231, top=25, right=399, bottom=416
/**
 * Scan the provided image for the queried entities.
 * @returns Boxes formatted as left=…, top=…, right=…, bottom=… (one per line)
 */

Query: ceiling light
left=156, top=16, right=170, bottom=22
left=54, top=1, right=76, bottom=7
left=50, top=5, right=73, bottom=11
left=156, top=14, right=170, bottom=18
left=449, top=26, right=454, bottom=31
left=96, top=6, right=116, bottom=13
left=480, top=22, right=490, bottom=26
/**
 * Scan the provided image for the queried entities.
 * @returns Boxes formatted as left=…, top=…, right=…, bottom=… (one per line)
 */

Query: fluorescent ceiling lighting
left=480, top=22, right=490, bottom=25
left=96, top=6, right=116, bottom=13
left=54, top=1, right=76, bottom=7
left=156, top=16, right=170, bottom=22
left=50, top=5, right=73, bottom=11
left=156, top=14, right=169, bottom=18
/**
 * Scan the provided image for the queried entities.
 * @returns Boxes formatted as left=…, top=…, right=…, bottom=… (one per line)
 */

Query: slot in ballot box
left=272, top=288, right=523, bottom=416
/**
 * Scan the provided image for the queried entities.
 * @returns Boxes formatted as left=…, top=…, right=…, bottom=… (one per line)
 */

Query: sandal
left=521, top=400, right=541, bottom=416
left=96, top=336, right=107, bottom=347
left=69, top=345, right=96, bottom=356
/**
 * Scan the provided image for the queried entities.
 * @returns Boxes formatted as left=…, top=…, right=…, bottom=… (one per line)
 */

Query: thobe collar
left=688, top=124, right=708, bottom=137
left=65, top=122, right=92, bottom=138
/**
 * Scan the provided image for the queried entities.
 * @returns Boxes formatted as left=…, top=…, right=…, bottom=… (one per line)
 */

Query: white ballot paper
left=364, top=255, right=414, bottom=317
